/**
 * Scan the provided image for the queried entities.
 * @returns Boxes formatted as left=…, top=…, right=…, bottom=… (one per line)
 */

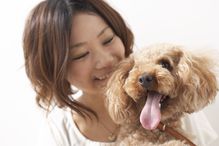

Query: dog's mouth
left=140, top=90, right=169, bottom=130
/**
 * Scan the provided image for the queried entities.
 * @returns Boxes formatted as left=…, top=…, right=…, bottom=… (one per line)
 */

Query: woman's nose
left=95, top=49, right=114, bottom=69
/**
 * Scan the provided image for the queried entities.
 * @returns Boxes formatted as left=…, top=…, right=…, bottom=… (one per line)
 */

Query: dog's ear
left=105, top=56, right=137, bottom=124
left=167, top=47, right=184, bottom=66
left=177, top=52, right=218, bottom=113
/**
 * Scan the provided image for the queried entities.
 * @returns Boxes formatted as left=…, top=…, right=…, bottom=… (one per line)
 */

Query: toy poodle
left=105, top=43, right=218, bottom=146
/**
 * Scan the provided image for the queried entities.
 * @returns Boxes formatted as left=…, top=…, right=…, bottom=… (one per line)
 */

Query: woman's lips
left=95, top=73, right=111, bottom=80
left=94, top=71, right=113, bottom=87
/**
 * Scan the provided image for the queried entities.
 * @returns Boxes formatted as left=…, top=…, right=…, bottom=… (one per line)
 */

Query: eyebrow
left=70, top=26, right=110, bottom=49
left=97, top=26, right=109, bottom=38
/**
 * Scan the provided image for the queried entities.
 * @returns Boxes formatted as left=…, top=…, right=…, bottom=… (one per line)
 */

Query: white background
left=0, top=0, right=218, bottom=146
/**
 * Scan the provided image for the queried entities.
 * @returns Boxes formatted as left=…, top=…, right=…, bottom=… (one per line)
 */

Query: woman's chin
left=94, top=78, right=109, bottom=91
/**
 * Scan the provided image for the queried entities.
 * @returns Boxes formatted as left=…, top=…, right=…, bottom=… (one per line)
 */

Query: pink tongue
left=140, top=92, right=162, bottom=130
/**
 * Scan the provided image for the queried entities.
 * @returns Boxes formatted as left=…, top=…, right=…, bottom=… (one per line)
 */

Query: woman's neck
left=77, top=92, right=108, bottom=117
left=72, top=92, right=119, bottom=142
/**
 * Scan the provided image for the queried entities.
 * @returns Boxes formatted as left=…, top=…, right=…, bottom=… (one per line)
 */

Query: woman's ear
left=105, top=56, right=137, bottom=124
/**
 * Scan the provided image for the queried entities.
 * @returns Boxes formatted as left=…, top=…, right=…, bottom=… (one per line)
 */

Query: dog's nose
left=138, top=73, right=155, bottom=88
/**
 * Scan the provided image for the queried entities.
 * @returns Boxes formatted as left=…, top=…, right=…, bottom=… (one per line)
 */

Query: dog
left=105, top=43, right=218, bottom=146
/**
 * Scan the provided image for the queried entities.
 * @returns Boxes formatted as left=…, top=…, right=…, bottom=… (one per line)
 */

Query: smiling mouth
left=94, top=72, right=113, bottom=88
left=95, top=73, right=111, bottom=80
left=94, top=69, right=114, bottom=81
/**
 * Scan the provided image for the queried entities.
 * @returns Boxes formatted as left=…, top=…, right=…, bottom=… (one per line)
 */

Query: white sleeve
left=46, top=108, right=76, bottom=146
left=181, top=111, right=218, bottom=146
left=35, top=107, right=106, bottom=146
left=35, top=116, right=57, bottom=146
left=34, top=108, right=74, bottom=146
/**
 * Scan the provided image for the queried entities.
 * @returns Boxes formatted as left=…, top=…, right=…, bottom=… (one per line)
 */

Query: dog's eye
left=159, top=60, right=172, bottom=70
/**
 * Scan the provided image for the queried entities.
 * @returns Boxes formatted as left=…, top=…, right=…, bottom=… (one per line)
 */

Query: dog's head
left=106, top=43, right=218, bottom=130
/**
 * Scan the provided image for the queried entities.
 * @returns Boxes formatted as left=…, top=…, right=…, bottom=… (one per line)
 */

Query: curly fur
left=105, top=43, right=218, bottom=146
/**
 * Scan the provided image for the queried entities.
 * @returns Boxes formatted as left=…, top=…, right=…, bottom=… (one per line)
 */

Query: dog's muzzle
left=138, top=73, right=156, bottom=89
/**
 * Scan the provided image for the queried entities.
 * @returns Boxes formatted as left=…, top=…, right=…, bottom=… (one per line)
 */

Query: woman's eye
left=71, top=52, right=89, bottom=61
left=103, top=35, right=114, bottom=45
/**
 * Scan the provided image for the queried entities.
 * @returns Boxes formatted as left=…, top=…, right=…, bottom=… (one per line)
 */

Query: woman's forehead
left=70, top=13, right=110, bottom=45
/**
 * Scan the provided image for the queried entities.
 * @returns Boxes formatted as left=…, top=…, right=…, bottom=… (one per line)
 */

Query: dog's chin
left=160, top=96, right=184, bottom=123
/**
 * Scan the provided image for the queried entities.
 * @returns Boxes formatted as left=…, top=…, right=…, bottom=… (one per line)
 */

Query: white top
left=36, top=106, right=218, bottom=146
left=36, top=107, right=113, bottom=146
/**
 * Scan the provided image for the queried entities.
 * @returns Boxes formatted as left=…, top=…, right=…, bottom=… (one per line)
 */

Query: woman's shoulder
left=46, top=106, right=82, bottom=145
left=47, top=106, right=72, bottom=125
left=35, top=106, right=74, bottom=146
left=46, top=106, right=110, bottom=146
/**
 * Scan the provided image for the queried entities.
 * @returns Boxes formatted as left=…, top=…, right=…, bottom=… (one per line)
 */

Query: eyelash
left=71, top=52, right=89, bottom=61
left=71, top=35, right=115, bottom=61
left=103, top=35, right=114, bottom=45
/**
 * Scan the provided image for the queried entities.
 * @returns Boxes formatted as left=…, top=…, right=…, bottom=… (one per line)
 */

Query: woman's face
left=67, top=13, right=125, bottom=96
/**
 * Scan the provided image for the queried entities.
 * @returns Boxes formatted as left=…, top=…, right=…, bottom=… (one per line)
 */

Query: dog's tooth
left=159, top=103, right=161, bottom=108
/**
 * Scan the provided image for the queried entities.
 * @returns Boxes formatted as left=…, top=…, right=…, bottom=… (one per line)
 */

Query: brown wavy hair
left=23, top=0, right=134, bottom=118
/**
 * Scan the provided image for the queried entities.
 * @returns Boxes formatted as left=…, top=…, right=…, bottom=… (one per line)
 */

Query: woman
left=24, top=0, right=133, bottom=145
left=23, top=0, right=217, bottom=145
